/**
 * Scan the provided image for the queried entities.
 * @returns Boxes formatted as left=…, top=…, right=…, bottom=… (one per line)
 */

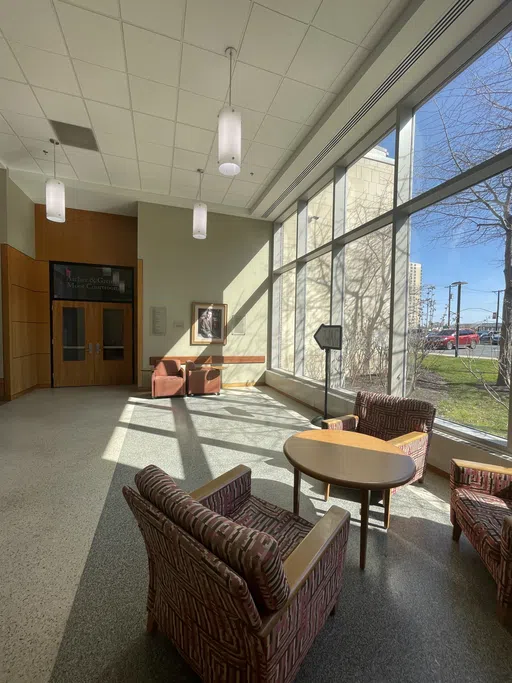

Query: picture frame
left=191, top=302, right=227, bottom=345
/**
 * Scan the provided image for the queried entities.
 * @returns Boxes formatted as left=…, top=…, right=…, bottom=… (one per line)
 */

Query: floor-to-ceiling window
left=270, top=26, right=512, bottom=448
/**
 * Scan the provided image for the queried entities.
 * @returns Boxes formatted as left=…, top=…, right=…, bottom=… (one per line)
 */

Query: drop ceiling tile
left=134, top=112, right=175, bottom=146
left=0, top=113, right=13, bottom=134
left=223, top=193, right=251, bottom=208
left=180, top=44, right=229, bottom=101
left=0, top=0, right=67, bottom=55
left=231, top=63, right=281, bottom=113
left=174, top=123, right=214, bottom=154
left=11, top=43, right=79, bottom=95
left=201, top=189, right=228, bottom=204
left=103, top=154, right=140, bottom=189
left=137, top=140, right=173, bottom=166
left=244, top=141, right=285, bottom=168
left=124, top=24, right=181, bottom=87
left=305, top=91, right=335, bottom=125
left=21, top=137, right=69, bottom=162
left=184, top=0, right=250, bottom=55
left=95, top=130, right=137, bottom=159
left=239, top=5, right=307, bottom=75
left=173, top=147, right=208, bottom=172
left=120, top=0, right=185, bottom=40
left=34, top=88, right=90, bottom=127
left=171, top=167, right=199, bottom=189
left=86, top=101, right=132, bottom=135
left=65, top=0, right=119, bottom=16
left=0, top=80, right=44, bottom=117
left=170, top=183, right=198, bottom=199
left=201, top=172, right=232, bottom=193
left=139, top=161, right=171, bottom=193
left=225, top=178, right=258, bottom=198
left=287, top=27, right=356, bottom=90
left=0, top=39, right=26, bottom=82
left=55, top=1, right=125, bottom=71
left=65, top=148, right=109, bottom=184
left=269, top=79, right=324, bottom=124
left=254, top=116, right=302, bottom=149
left=129, top=76, right=177, bottom=120
left=236, top=107, right=265, bottom=140
left=236, top=164, right=270, bottom=184
left=0, top=132, right=41, bottom=171
left=289, top=123, right=311, bottom=149
left=1, top=111, right=54, bottom=140
left=74, top=61, right=130, bottom=108
left=177, top=90, right=221, bottom=131
left=362, top=0, right=406, bottom=49
left=257, top=0, right=321, bottom=23
left=37, top=159, right=77, bottom=179
left=313, top=0, right=388, bottom=45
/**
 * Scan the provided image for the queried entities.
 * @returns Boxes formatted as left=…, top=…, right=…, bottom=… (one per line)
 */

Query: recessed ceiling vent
left=49, top=120, right=98, bottom=151
left=261, top=0, right=476, bottom=218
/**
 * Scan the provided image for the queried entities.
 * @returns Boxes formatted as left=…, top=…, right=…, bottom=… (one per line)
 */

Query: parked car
left=479, top=330, right=500, bottom=345
left=428, top=328, right=479, bottom=350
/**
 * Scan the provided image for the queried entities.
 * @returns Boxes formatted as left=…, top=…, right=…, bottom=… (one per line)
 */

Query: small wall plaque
left=150, top=306, right=167, bottom=336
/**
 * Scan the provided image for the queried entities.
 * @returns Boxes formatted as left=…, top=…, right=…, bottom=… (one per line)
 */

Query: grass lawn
left=422, top=355, right=508, bottom=439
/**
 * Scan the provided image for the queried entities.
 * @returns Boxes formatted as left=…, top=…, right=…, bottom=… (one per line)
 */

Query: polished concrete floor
left=1, top=386, right=511, bottom=683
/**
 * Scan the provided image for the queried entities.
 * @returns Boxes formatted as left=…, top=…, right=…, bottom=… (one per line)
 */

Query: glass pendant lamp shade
left=46, top=177, right=65, bottom=223
left=218, top=106, right=241, bottom=176
left=193, top=201, right=207, bottom=239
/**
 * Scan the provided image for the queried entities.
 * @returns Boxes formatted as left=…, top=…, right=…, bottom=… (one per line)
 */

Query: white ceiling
left=0, top=0, right=408, bottom=215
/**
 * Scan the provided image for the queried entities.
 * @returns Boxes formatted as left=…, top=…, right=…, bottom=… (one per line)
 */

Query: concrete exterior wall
left=265, top=369, right=509, bottom=474
left=138, top=202, right=271, bottom=387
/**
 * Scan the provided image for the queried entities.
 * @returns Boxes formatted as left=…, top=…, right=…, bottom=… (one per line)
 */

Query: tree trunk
left=497, top=222, right=512, bottom=386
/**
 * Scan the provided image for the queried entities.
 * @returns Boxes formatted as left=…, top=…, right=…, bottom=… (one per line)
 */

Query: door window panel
left=103, top=308, right=125, bottom=361
left=62, top=307, right=85, bottom=361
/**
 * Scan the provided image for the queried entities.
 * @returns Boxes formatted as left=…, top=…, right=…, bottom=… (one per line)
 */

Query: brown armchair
left=322, top=391, right=436, bottom=503
left=151, top=359, right=186, bottom=398
left=450, top=459, right=512, bottom=626
left=123, top=464, right=350, bottom=682
left=186, top=362, right=221, bottom=396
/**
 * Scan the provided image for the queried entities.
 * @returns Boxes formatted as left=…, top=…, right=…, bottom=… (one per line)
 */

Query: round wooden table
left=283, top=430, right=416, bottom=569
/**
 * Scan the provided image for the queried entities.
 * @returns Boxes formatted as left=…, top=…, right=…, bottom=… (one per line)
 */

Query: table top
left=192, top=365, right=228, bottom=370
left=284, top=430, right=416, bottom=490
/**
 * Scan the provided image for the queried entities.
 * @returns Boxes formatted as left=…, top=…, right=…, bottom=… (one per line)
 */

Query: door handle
left=88, top=342, right=93, bottom=354
left=96, top=342, right=101, bottom=354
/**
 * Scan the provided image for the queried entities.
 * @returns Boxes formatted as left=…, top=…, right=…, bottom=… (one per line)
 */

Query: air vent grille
left=262, top=0, right=475, bottom=218
left=49, top=120, right=99, bottom=151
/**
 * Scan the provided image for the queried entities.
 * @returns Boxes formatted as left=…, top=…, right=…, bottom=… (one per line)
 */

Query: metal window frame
left=269, top=14, right=512, bottom=452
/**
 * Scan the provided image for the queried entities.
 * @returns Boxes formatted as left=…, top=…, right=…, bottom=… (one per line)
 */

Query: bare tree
left=414, top=32, right=512, bottom=387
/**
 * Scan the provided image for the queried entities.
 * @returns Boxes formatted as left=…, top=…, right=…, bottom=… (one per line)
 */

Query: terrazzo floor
left=1, top=385, right=511, bottom=683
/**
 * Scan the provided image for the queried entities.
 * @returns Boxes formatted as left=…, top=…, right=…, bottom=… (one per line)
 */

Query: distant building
left=408, top=262, right=422, bottom=328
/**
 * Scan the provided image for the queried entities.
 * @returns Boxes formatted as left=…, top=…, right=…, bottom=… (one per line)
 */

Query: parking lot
left=430, top=344, right=499, bottom=359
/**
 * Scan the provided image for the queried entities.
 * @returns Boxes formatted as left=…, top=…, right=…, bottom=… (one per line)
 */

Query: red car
left=427, top=328, right=479, bottom=350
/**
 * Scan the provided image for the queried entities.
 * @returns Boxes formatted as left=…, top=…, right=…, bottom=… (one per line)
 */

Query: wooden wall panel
left=137, top=259, right=143, bottom=387
left=35, top=204, right=137, bottom=267
left=2, top=244, right=50, bottom=399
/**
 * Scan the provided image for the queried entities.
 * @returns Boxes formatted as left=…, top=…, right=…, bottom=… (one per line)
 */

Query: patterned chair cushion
left=229, top=495, right=313, bottom=560
left=135, top=465, right=290, bottom=613
left=452, top=487, right=512, bottom=567
left=355, top=391, right=435, bottom=441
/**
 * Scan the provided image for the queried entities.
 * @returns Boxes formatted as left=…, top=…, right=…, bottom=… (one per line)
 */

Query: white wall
left=6, top=177, right=35, bottom=258
left=266, top=369, right=509, bottom=474
left=138, top=202, right=271, bottom=386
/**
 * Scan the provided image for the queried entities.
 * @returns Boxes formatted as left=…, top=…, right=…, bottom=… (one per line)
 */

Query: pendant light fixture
left=218, top=47, right=241, bottom=176
left=45, top=138, right=65, bottom=223
left=193, top=169, right=207, bottom=239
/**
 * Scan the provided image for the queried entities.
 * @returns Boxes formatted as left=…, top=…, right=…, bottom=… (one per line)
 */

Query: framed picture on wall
left=191, top=303, right=227, bottom=345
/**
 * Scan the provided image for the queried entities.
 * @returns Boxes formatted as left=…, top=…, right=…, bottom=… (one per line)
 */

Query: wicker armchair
left=450, top=459, right=512, bottom=627
left=124, top=464, right=350, bottom=682
left=322, top=391, right=435, bottom=503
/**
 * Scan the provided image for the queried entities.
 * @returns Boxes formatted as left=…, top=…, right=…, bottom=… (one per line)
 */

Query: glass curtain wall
left=271, top=27, right=512, bottom=447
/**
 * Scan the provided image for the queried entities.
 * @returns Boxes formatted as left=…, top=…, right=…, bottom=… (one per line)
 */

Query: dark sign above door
left=52, top=263, right=133, bottom=303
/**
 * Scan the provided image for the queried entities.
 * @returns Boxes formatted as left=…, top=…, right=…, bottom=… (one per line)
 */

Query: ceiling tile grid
left=0, top=0, right=400, bottom=209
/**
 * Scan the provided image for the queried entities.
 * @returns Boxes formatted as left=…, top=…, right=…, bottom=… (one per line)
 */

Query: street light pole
left=451, top=281, right=467, bottom=357
left=445, top=285, right=452, bottom=327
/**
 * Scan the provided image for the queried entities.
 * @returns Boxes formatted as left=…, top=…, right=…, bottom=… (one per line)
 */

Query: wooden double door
left=52, top=301, right=133, bottom=387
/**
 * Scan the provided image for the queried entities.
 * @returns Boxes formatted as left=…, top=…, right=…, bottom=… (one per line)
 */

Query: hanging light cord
left=53, top=140, right=56, bottom=179
left=197, top=169, right=203, bottom=201
left=228, top=48, right=233, bottom=107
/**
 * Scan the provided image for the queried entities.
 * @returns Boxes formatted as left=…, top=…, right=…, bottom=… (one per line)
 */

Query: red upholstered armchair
left=322, top=391, right=436, bottom=502
left=151, top=360, right=186, bottom=398
left=186, top=362, right=221, bottom=396
left=123, top=464, right=350, bottom=683
left=450, top=459, right=512, bottom=627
